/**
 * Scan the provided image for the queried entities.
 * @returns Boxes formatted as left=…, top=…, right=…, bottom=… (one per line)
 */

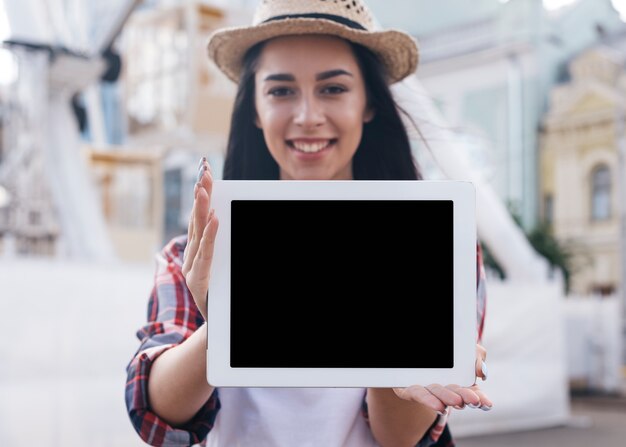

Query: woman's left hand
left=392, top=344, right=492, bottom=413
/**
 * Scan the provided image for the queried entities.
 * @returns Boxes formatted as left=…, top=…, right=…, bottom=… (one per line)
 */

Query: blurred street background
left=1, top=0, right=626, bottom=445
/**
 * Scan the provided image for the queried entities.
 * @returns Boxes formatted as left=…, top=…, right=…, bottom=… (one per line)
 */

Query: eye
left=268, top=87, right=294, bottom=97
left=321, top=85, right=347, bottom=95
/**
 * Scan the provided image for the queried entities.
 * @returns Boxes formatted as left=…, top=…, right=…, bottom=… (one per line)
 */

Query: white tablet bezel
left=207, top=180, right=477, bottom=387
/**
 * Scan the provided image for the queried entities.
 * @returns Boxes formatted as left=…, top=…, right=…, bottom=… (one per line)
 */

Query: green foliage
left=480, top=205, right=576, bottom=293
left=481, top=243, right=506, bottom=280
left=527, top=222, right=574, bottom=293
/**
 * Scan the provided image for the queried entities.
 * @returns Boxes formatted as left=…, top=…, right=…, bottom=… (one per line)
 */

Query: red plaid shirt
left=125, top=235, right=487, bottom=446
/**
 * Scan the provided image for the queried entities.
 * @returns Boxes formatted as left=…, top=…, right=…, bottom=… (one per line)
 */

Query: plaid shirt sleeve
left=476, top=241, right=487, bottom=344
left=362, top=240, right=488, bottom=447
left=125, top=235, right=220, bottom=446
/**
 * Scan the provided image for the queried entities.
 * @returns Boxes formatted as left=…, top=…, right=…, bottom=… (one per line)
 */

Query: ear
left=363, top=105, right=375, bottom=123
left=254, top=113, right=262, bottom=129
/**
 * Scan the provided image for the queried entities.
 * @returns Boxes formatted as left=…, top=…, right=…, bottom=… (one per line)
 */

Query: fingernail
left=468, top=403, right=479, bottom=409
left=194, top=182, right=199, bottom=198
left=436, top=408, right=448, bottom=416
left=453, top=404, right=465, bottom=410
left=198, top=157, right=206, bottom=170
left=481, top=360, right=488, bottom=381
left=196, top=165, right=207, bottom=183
left=480, top=404, right=492, bottom=411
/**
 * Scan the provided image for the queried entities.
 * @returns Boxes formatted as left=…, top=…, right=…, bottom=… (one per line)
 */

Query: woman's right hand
left=182, top=158, right=219, bottom=321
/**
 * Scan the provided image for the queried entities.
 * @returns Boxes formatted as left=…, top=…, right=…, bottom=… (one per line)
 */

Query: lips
left=287, top=139, right=337, bottom=154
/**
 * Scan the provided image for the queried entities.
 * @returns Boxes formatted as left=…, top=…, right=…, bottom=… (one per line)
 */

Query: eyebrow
left=316, top=69, right=353, bottom=81
left=263, top=69, right=354, bottom=82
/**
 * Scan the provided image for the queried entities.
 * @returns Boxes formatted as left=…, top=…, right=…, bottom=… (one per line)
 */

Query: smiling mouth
left=287, top=139, right=337, bottom=153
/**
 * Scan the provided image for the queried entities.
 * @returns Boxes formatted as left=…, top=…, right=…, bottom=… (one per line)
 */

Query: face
left=254, top=35, right=374, bottom=180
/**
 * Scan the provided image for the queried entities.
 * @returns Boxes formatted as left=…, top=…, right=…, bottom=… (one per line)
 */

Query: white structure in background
left=0, top=256, right=154, bottom=447
left=565, top=295, right=623, bottom=392
left=0, top=0, right=142, bottom=260
left=0, top=49, right=60, bottom=257
left=394, top=77, right=550, bottom=281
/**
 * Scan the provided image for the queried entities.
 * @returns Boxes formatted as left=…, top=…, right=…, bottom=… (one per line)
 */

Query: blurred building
left=541, top=46, right=626, bottom=295
left=122, top=1, right=240, bottom=147
left=0, top=0, right=250, bottom=262
left=117, top=0, right=251, bottom=252
left=368, top=0, right=626, bottom=230
left=83, top=0, right=251, bottom=260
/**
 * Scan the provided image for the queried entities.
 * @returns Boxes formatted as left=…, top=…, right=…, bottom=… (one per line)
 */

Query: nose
left=293, top=93, right=325, bottom=128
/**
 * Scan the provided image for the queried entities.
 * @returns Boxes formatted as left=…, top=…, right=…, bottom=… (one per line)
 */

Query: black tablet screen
left=230, top=200, right=453, bottom=368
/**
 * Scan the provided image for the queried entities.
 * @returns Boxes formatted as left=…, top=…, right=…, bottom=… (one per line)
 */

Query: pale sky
left=542, top=0, right=579, bottom=10
left=0, top=0, right=8, bottom=41
left=543, top=0, right=626, bottom=20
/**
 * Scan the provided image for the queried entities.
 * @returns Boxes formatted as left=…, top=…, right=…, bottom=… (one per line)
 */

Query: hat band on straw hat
left=207, top=0, right=420, bottom=84
left=262, top=13, right=367, bottom=31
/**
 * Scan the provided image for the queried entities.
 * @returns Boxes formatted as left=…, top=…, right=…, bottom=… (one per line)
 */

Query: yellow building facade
left=541, top=46, right=626, bottom=295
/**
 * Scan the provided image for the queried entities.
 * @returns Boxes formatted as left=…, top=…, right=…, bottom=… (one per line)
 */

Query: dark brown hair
left=222, top=40, right=421, bottom=180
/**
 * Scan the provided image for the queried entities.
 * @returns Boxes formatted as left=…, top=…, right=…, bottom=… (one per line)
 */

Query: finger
left=184, top=183, right=210, bottom=273
left=467, top=384, right=493, bottom=410
left=425, top=384, right=464, bottom=408
left=198, top=161, right=214, bottom=208
left=393, top=386, right=447, bottom=414
left=475, top=359, right=488, bottom=381
left=183, top=184, right=199, bottom=267
left=198, top=210, right=219, bottom=263
left=445, top=384, right=480, bottom=408
left=184, top=159, right=207, bottom=271
left=475, top=344, right=488, bottom=380
left=188, top=211, right=218, bottom=314
left=196, top=157, right=207, bottom=182
left=183, top=159, right=213, bottom=273
left=476, top=344, right=487, bottom=361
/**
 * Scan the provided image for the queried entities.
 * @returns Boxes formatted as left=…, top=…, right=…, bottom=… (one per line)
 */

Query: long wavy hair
left=222, top=39, right=421, bottom=181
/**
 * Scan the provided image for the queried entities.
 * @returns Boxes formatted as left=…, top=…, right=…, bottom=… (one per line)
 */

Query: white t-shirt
left=205, top=388, right=379, bottom=447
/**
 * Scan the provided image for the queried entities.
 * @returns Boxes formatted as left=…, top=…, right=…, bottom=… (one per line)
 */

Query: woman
left=126, top=1, right=491, bottom=446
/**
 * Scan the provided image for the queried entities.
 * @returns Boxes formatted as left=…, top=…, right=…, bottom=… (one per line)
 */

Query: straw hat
left=207, top=0, right=419, bottom=84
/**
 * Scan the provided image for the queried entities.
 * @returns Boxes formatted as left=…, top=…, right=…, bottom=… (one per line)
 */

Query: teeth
left=291, top=141, right=331, bottom=153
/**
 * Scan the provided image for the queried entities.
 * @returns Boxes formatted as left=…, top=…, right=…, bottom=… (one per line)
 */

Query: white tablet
left=207, top=180, right=477, bottom=388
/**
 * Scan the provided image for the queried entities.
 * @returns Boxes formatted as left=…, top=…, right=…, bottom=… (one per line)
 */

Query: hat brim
left=207, top=18, right=419, bottom=84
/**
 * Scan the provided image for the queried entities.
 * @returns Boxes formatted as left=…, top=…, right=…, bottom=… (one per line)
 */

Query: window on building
left=591, top=165, right=610, bottom=221
left=589, top=283, right=615, bottom=297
